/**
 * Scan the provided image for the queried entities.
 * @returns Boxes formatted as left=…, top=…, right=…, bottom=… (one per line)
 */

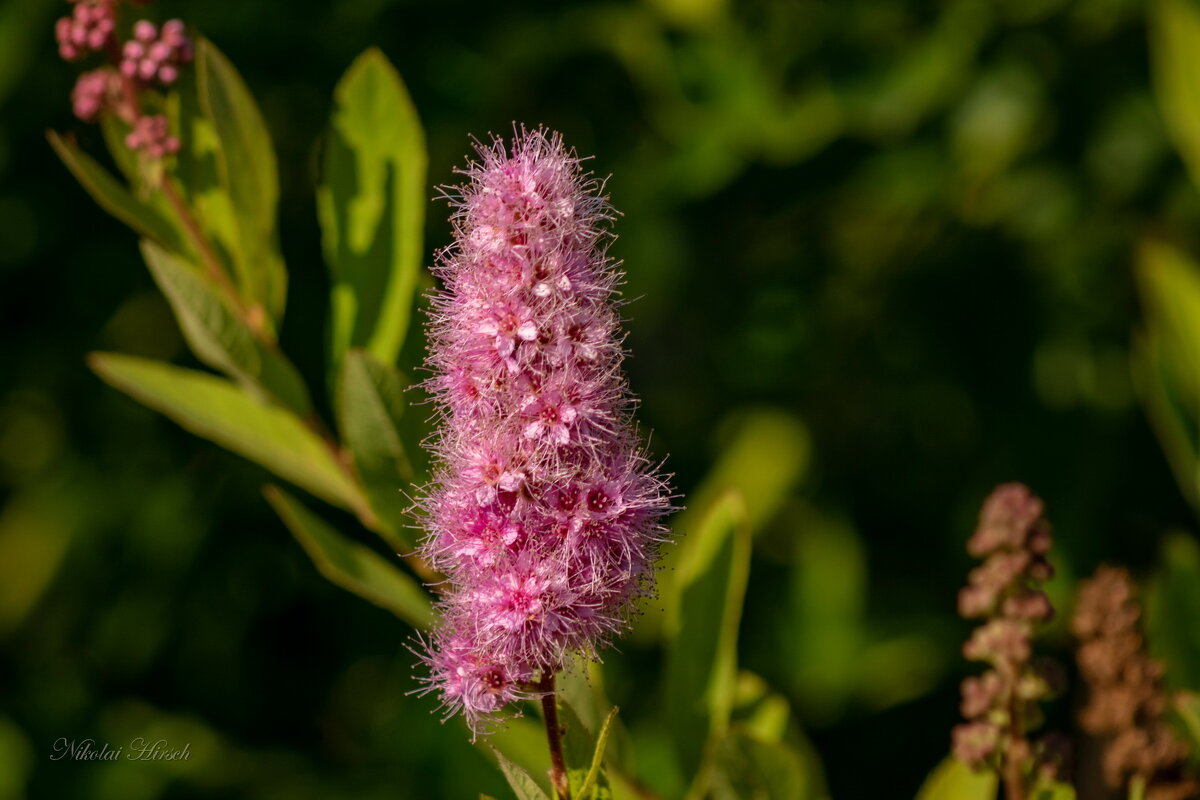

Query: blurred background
left=2, top=0, right=1198, bottom=797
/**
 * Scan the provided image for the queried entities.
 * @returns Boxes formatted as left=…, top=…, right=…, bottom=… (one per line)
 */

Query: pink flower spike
left=416, top=128, right=674, bottom=735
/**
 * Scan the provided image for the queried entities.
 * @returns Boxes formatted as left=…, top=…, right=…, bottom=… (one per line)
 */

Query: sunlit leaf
left=263, top=486, right=431, bottom=628
left=48, top=131, right=186, bottom=255
left=1133, top=239, right=1200, bottom=509
left=336, top=349, right=414, bottom=551
left=141, top=241, right=311, bottom=417
left=197, top=38, right=287, bottom=323
left=319, top=47, right=427, bottom=371
left=1150, top=0, right=1200, bottom=190
left=913, top=757, right=997, bottom=800
left=89, top=353, right=360, bottom=510
left=1145, top=533, right=1200, bottom=692
left=665, top=490, right=752, bottom=789
left=171, top=69, right=243, bottom=286
left=643, top=410, right=808, bottom=639
left=576, top=707, right=618, bottom=800
left=492, top=746, right=552, bottom=800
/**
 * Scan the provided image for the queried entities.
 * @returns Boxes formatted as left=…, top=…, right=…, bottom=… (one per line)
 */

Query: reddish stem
left=539, top=671, right=571, bottom=800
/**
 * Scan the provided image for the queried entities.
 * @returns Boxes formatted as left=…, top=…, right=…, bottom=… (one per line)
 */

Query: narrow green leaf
left=171, top=69, right=244, bottom=283
left=1132, top=331, right=1200, bottom=516
left=577, top=707, right=618, bottom=800
left=1145, top=533, right=1200, bottom=691
left=48, top=131, right=185, bottom=254
left=642, top=410, right=809, bottom=640
left=264, top=486, right=431, bottom=628
left=318, top=47, right=427, bottom=371
left=491, top=746, right=552, bottom=800
left=1175, top=692, right=1200, bottom=749
left=665, top=490, right=752, bottom=790
left=141, top=241, right=311, bottom=417
left=197, top=38, right=287, bottom=322
left=1129, top=777, right=1147, bottom=800
left=89, top=353, right=359, bottom=510
left=913, top=757, right=997, bottom=800
left=1151, top=0, right=1200, bottom=189
left=336, top=349, right=414, bottom=551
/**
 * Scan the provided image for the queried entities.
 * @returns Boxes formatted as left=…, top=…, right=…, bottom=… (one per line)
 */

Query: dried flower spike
left=1073, top=566, right=1198, bottom=800
left=952, top=483, right=1065, bottom=797
left=415, top=127, right=672, bottom=734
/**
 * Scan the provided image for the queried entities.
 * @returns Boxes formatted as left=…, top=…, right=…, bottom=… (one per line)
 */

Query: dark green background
left=1, top=0, right=1195, bottom=797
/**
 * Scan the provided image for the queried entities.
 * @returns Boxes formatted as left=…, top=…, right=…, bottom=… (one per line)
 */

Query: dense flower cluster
left=55, top=0, right=192, bottom=156
left=416, top=129, right=672, bottom=733
left=124, top=114, right=180, bottom=158
left=120, top=19, right=193, bottom=85
left=55, top=0, right=117, bottom=61
left=1073, top=567, right=1197, bottom=800
left=952, top=484, right=1064, bottom=786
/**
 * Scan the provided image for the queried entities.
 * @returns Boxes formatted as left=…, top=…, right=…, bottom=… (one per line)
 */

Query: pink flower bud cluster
left=952, top=484, right=1064, bottom=784
left=125, top=114, right=179, bottom=158
left=71, top=68, right=114, bottom=122
left=55, top=0, right=117, bottom=61
left=415, top=129, right=672, bottom=733
left=120, top=19, right=192, bottom=85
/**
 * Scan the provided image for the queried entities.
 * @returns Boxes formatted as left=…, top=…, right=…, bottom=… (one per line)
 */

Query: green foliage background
left=2, top=0, right=1200, bottom=797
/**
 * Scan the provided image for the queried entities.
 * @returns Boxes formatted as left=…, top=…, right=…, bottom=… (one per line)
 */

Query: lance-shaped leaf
left=264, top=486, right=431, bottom=629
left=665, top=490, right=752, bottom=790
left=197, top=38, right=287, bottom=323
left=913, top=757, right=997, bottom=800
left=318, top=47, right=427, bottom=371
left=171, top=69, right=243, bottom=282
left=491, top=746, right=552, bottom=800
left=1151, top=0, right=1200, bottom=189
left=336, top=349, right=414, bottom=551
left=1031, top=781, right=1076, bottom=800
left=1133, top=239, right=1200, bottom=509
left=48, top=131, right=186, bottom=255
left=89, top=353, right=360, bottom=510
left=141, top=241, right=311, bottom=417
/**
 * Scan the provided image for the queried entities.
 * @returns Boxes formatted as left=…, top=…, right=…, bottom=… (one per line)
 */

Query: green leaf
left=643, top=410, right=809, bottom=640
left=89, top=353, right=360, bottom=510
left=48, top=131, right=186, bottom=255
left=491, top=746, right=552, bottom=800
left=141, top=241, right=311, bottom=417
left=1130, top=776, right=1147, bottom=800
left=665, top=490, right=752, bottom=791
left=710, top=732, right=818, bottom=800
left=1151, top=0, right=1200, bottom=190
left=484, top=718, right=551, bottom=790
left=336, top=349, right=414, bottom=551
left=196, top=38, right=287, bottom=323
left=171, top=68, right=244, bottom=286
left=263, top=486, right=431, bottom=628
left=1172, top=692, right=1200, bottom=761
left=1133, top=240, right=1200, bottom=509
left=1145, top=533, right=1200, bottom=691
left=318, top=47, right=427, bottom=371
left=576, top=707, right=618, bottom=800
left=913, top=757, right=997, bottom=800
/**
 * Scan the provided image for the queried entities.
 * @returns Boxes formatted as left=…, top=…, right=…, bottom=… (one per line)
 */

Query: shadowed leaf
left=264, top=486, right=431, bottom=628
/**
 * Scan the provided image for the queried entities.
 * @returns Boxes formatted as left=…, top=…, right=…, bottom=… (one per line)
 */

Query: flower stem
left=539, top=671, right=571, bottom=800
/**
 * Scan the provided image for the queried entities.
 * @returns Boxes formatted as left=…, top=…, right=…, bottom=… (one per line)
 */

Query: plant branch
left=539, top=670, right=571, bottom=800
